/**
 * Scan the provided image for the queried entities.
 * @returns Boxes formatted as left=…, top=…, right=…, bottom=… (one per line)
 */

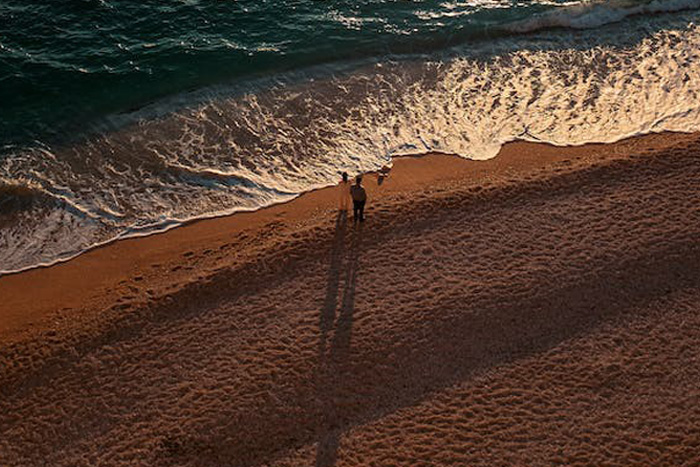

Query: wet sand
left=1, top=131, right=699, bottom=465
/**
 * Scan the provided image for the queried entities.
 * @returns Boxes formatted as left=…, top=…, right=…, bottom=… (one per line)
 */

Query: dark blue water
left=1, top=0, right=700, bottom=274
left=0, top=0, right=597, bottom=146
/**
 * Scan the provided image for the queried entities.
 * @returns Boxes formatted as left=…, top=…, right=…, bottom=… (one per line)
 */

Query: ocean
left=1, top=0, right=699, bottom=275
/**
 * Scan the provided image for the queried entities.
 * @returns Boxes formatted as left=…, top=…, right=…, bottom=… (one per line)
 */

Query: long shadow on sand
left=5, top=142, right=699, bottom=466
left=316, top=214, right=362, bottom=467
left=318, top=212, right=348, bottom=355
left=307, top=241, right=697, bottom=467
left=197, top=242, right=699, bottom=467
left=139, top=144, right=700, bottom=466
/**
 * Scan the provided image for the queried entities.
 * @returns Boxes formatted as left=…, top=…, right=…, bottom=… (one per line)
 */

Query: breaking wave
left=505, top=0, right=700, bottom=33
left=1, top=9, right=700, bottom=275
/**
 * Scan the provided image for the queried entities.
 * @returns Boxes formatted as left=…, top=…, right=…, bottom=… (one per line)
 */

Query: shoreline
left=1, top=130, right=699, bottom=465
left=0, top=130, right=696, bottom=342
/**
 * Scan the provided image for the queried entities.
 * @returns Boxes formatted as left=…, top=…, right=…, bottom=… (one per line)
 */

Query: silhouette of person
left=339, top=172, right=350, bottom=212
left=350, top=175, right=367, bottom=223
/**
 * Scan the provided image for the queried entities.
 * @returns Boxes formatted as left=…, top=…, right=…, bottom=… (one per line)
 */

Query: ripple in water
left=1, top=14, right=700, bottom=274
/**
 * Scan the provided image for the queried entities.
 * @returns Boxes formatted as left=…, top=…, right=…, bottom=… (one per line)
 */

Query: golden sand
left=1, top=132, right=698, bottom=465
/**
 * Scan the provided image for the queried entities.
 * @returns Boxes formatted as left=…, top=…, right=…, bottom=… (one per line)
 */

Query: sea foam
left=1, top=13, right=700, bottom=275
left=505, top=0, right=700, bottom=33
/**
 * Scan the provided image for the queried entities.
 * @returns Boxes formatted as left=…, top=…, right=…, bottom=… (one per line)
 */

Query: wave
left=4, top=0, right=700, bottom=149
left=505, top=0, right=700, bottom=34
left=2, top=11, right=700, bottom=275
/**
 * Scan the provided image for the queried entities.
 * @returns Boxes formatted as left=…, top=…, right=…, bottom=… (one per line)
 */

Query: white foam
left=2, top=17, right=700, bottom=275
left=506, top=0, right=700, bottom=33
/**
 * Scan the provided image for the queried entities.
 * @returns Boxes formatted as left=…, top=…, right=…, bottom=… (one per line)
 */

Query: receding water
left=1, top=0, right=700, bottom=274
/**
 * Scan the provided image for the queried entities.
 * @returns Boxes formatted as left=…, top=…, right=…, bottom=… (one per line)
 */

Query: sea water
left=1, top=0, right=699, bottom=274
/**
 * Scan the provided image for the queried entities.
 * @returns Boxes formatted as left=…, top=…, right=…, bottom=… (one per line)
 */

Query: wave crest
left=2, top=13, right=700, bottom=275
left=505, top=0, right=700, bottom=34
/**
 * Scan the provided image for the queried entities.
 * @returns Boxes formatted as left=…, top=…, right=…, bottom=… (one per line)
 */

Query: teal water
left=1, top=0, right=700, bottom=274
left=0, top=0, right=654, bottom=145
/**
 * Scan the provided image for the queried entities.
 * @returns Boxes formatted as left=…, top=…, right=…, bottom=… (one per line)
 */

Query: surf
left=1, top=5, right=700, bottom=275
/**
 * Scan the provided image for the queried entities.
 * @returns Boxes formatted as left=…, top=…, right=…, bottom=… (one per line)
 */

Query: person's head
left=341, top=172, right=348, bottom=183
left=355, top=175, right=363, bottom=185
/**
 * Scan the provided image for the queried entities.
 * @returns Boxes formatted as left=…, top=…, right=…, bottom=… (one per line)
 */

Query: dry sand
left=1, top=131, right=699, bottom=466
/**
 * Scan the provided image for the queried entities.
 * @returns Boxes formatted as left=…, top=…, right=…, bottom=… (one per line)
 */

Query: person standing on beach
left=339, top=172, right=351, bottom=212
left=350, top=175, right=367, bottom=223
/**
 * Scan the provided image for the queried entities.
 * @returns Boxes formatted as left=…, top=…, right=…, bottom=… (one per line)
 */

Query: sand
left=0, top=131, right=699, bottom=466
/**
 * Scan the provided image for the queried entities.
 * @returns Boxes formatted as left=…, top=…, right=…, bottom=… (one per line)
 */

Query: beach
left=1, top=131, right=699, bottom=465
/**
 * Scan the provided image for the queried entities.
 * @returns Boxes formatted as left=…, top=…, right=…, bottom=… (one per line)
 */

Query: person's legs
left=353, top=200, right=360, bottom=222
left=340, top=184, right=349, bottom=211
left=358, top=200, right=365, bottom=222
